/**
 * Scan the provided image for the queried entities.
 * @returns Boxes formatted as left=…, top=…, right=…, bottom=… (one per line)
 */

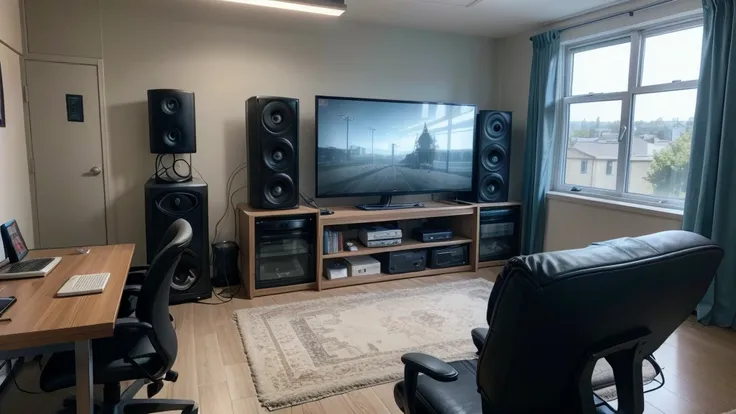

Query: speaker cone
left=161, top=97, right=180, bottom=115
left=171, top=249, right=200, bottom=291
left=481, top=144, right=507, bottom=172
left=164, top=129, right=182, bottom=147
left=263, top=173, right=295, bottom=206
left=479, top=173, right=506, bottom=202
left=262, top=101, right=295, bottom=134
left=262, top=137, right=295, bottom=172
left=484, top=112, right=509, bottom=140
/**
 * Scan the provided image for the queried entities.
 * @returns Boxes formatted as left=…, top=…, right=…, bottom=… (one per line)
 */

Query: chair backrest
left=136, top=218, right=192, bottom=372
left=477, top=230, right=723, bottom=413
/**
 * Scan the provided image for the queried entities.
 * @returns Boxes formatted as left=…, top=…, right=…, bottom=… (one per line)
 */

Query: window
left=580, top=160, right=588, bottom=174
left=557, top=20, right=702, bottom=207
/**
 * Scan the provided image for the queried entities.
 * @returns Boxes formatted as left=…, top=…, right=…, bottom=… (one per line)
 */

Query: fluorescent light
left=222, top=0, right=346, bottom=16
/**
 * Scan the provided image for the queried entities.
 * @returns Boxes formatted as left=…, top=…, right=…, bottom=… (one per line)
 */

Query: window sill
left=546, top=191, right=683, bottom=221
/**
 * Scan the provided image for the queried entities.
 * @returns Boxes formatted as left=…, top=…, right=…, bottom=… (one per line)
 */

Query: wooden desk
left=0, top=244, right=135, bottom=414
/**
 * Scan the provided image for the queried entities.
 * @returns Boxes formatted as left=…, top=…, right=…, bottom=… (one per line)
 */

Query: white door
left=25, top=60, right=107, bottom=248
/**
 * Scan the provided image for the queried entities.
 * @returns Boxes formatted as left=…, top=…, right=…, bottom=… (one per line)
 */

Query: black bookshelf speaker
left=460, top=110, right=512, bottom=203
left=144, top=178, right=211, bottom=304
left=148, top=89, right=196, bottom=154
left=246, top=96, right=299, bottom=209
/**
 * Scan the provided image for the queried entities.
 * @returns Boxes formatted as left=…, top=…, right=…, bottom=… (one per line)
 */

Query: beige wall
left=0, top=1, right=34, bottom=246
left=92, top=0, right=496, bottom=263
left=0, top=0, right=22, bottom=53
left=544, top=194, right=682, bottom=251
left=23, top=0, right=102, bottom=58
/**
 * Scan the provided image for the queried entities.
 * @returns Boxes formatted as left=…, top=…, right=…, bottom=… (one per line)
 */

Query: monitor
left=1, top=220, right=28, bottom=262
left=315, top=96, right=477, bottom=198
left=0, top=226, right=6, bottom=268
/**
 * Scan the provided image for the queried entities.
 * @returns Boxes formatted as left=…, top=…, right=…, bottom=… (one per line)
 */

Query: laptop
left=0, top=220, right=61, bottom=280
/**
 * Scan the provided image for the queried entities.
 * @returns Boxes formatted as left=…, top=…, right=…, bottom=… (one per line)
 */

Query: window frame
left=553, top=17, right=703, bottom=209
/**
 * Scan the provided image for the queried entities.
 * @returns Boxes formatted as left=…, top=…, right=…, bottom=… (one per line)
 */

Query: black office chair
left=118, top=221, right=182, bottom=318
left=39, top=219, right=198, bottom=414
left=394, top=230, right=723, bottom=414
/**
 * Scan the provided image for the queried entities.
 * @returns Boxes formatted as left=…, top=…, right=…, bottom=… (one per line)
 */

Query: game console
left=412, top=228, right=453, bottom=243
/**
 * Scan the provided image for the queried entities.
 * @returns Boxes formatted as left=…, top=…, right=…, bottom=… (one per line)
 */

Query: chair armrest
left=129, top=265, right=149, bottom=272
left=471, top=328, right=488, bottom=354
left=126, top=271, right=147, bottom=286
left=122, top=285, right=142, bottom=296
left=115, top=317, right=153, bottom=333
left=401, top=353, right=458, bottom=382
left=400, top=353, right=458, bottom=414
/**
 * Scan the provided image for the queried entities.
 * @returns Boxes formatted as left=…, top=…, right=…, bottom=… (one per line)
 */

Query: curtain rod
left=552, top=0, right=678, bottom=35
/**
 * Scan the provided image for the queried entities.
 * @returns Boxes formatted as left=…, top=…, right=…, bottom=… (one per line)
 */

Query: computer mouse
left=76, top=247, right=90, bottom=255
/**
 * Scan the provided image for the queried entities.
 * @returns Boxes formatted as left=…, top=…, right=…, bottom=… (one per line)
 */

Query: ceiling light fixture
left=222, top=0, right=346, bottom=17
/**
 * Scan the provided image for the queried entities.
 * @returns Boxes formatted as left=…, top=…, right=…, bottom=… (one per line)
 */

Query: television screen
left=315, top=96, right=477, bottom=198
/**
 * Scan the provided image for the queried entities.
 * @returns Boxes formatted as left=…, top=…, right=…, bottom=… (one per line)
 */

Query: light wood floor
left=3, top=267, right=736, bottom=414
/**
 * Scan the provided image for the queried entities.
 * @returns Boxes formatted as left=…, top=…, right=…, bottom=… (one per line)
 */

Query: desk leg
left=74, top=340, right=94, bottom=414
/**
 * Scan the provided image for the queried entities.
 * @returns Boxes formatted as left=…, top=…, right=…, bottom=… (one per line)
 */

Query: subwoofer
left=246, top=96, right=299, bottom=210
left=144, top=178, right=211, bottom=304
left=460, top=110, right=512, bottom=203
left=148, top=89, right=196, bottom=154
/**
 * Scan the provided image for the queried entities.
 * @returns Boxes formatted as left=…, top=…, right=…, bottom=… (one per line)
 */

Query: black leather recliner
left=394, top=230, right=723, bottom=414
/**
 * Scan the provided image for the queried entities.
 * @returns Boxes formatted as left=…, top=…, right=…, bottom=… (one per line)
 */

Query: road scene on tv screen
left=316, top=98, right=476, bottom=196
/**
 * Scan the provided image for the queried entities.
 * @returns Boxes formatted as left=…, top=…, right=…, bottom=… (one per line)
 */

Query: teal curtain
left=521, top=31, right=560, bottom=254
left=684, top=0, right=736, bottom=328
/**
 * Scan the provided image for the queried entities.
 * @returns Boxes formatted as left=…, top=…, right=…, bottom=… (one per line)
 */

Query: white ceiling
left=341, top=0, right=629, bottom=38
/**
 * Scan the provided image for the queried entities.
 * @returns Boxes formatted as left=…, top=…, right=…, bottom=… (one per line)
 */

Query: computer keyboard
left=56, top=273, right=110, bottom=297
left=6, top=258, right=54, bottom=273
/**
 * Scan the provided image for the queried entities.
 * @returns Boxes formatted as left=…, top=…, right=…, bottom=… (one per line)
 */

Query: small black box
left=412, top=228, right=453, bottom=243
left=374, top=249, right=427, bottom=274
left=429, top=245, right=469, bottom=269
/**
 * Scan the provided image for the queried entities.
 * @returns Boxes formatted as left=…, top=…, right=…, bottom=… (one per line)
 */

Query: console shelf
left=323, top=236, right=472, bottom=259
left=321, top=265, right=474, bottom=289
left=238, top=200, right=521, bottom=298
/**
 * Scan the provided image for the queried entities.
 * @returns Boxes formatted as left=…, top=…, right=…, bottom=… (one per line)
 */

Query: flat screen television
left=315, top=96, right=477, bottom=199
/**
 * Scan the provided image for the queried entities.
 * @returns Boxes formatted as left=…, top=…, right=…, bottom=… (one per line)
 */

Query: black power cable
left=198, top=165, right=247, bottom=305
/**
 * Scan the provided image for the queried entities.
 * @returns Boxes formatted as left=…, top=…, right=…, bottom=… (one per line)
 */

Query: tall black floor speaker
left=460, top=110, right=512, bottom=203
left=145, top=178, right=212, bottom=304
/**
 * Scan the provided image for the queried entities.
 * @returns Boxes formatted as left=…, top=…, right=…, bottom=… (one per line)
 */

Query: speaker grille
left=261, top=100, right=296, bottom=134
left=484, top=112, right=509, bottom=140
left=263, top=173, right=296, bottom=206
left=262, top=137, right=296, bottom=172
left=479, top=173, right=506, bottom=202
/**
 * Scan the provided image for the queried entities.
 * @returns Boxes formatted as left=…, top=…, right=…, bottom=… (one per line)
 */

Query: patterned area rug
left=235, top=279, right=493, bottom=409
left=235, top=278, right=657, bottom=410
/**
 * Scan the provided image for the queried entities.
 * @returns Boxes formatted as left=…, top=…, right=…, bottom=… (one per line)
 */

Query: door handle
left=84, top=166, right=102, bottom=176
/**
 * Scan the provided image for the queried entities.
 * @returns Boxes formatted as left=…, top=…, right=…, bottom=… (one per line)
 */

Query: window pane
left=627, top=89, right=696, bottom=198
left=641, top=26, right=703, bottom=86
left=565, top=100, right=622, bottom=190
left=571, top=42, right=630, bottom=95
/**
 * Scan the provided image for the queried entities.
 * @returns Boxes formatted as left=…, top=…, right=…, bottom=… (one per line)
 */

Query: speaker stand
left=154, top=154, right=194, bottom=184
left=355, top=195, right=425, bottom=211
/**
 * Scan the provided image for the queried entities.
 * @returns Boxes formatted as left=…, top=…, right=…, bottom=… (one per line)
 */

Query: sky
left=316, top=98, right=476, bottom=155
left=569, top=26, right=702, bottom=123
